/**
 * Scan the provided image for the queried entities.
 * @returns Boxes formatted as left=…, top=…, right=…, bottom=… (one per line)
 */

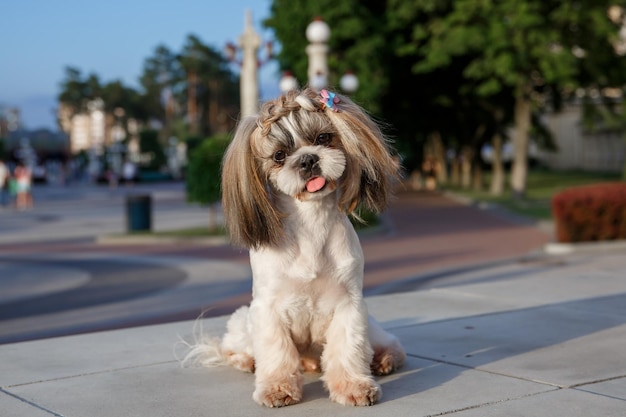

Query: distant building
left=535, top=99, right=625, bottom=173
left=57, top=100, right=139, bottom=157
left=0, top=105, right=21, bottom=137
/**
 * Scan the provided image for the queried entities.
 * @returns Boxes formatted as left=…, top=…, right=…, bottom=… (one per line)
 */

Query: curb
left=543, top=239, right=626, bottom=255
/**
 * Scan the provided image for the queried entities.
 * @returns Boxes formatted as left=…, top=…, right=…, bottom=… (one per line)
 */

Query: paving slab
left=3, top=354, right=555, bottom=417
left=365, top=288, right=523, bottom=328
left=376, top=251, right=626, bottom=308
left=0, top=390, right=55, bottom=417
left=577, top=377, right=626, bottom=401
left=394, top=298, right=626, bottom=388
left=0, top=319, right=226, bottom=388
left=451, top=387, right=626, bottom=417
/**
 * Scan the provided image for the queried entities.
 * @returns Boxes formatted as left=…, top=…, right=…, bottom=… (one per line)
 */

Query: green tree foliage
left=58, top=67, right=102, bottom=116
left=266, top=0, right=626, bottom=193
left=139, top=45, right=179, bottom=126
left=176, top=35, right=240, bottom=137
left=394, top=0, right=626, bottom=197
left=265, top=0, right=388, bottom=113
left=58, top=67, right=143, bottom=123
left=186, top=135, right=230, bottom=230
left=138, top=129, right=166, bottom=171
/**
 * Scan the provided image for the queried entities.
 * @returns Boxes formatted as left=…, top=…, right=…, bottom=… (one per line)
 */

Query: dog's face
left=256, top=110, right=346, bottom=201
left=222, top=88, right=399, bottom=248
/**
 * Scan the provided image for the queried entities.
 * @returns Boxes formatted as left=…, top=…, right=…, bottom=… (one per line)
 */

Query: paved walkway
left=1, top=183, right=625, bottom=416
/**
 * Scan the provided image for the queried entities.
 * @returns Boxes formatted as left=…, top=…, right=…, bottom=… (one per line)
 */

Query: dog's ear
left=324, top=95, right=400, bottom=215
left=222, top=117, right=283, bottom=248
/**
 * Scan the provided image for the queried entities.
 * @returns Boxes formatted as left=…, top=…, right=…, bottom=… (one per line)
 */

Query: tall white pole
left=238, top=10, right=262, bottom=117
left=306, top=18, right=330, bottom=91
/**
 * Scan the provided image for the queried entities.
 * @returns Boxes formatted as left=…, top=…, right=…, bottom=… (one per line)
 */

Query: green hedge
left=552, top=183, right=626, bottom=243
left=185, top=135, right=230, bottom=205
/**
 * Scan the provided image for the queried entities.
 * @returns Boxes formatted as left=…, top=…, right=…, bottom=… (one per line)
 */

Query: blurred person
left=106, top=166, right=118, bottom=188
left=123, top=159, right=136, bottom=186
left=422, top=156, right=438, bottom=190
left=14, top=161, right=33, bottom=210
left=0, top=158, right=8, bottom=208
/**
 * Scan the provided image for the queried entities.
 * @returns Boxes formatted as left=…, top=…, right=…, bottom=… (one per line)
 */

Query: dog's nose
left=299, top=154, right=320, bottom=172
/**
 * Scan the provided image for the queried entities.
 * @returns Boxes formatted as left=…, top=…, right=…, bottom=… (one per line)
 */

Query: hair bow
left=319, top=89, right=340, bottom=112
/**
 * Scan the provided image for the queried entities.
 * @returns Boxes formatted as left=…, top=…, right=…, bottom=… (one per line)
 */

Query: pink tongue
left=306, top=177, right=326, bottom=193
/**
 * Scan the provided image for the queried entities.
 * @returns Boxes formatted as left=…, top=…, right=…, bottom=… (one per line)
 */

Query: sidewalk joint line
left=405, top=353, right=564, bottom=388
left=422, top=388, right=561, bottom=417
left=3, top=360, right=177, bottom=389
left=570, top=374, right=626, bottom=389
left=0, top=388, right=65, bottom=417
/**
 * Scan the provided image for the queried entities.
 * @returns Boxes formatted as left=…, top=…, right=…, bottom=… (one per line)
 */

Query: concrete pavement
left=1, top=182, right=625, bottom=415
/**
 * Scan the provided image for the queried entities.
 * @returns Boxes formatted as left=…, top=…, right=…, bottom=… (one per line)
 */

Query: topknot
left=257, top=88, right=322, bottom=136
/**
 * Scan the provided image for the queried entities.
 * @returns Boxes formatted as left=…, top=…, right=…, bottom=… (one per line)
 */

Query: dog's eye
left=315, top=133, right=333, bottom=146
left=273, top=150, right=287, bottom=163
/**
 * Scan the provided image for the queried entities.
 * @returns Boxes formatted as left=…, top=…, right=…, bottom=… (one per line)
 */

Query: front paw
left=327, top=377, right=381, bottom=406
left=253, top=375, right=303, bottom=408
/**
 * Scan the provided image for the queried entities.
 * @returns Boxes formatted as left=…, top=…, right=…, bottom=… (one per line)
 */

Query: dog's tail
left=176, top=306, right=254, bottom=372
left=176, top=313, right=226, bottom=368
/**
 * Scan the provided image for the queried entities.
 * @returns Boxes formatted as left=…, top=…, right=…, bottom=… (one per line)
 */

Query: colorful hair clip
left=319, top=89, right=340, bottom=112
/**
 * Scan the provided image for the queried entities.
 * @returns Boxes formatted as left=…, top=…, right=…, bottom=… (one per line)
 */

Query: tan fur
left=221, top=88, right=399, bottom=248
left=188, top=88, right=406, bottom=408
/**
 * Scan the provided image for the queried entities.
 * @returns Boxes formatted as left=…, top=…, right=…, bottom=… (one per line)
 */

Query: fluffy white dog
left=185, top=88, right=405, bottom=408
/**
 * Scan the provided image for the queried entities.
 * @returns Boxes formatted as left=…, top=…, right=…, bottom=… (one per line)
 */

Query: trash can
left=126, top=194, right=152, bottom=232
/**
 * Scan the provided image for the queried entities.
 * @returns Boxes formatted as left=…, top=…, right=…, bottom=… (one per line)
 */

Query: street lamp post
left=305, top=18, right=358, bottom=95
left=306, top=18, right=330, bottom=91
left=226, top=10, right=273, bottom=117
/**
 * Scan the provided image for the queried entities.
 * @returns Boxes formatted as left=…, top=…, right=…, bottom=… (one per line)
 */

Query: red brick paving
left=362, top=190, right=551, bottom=290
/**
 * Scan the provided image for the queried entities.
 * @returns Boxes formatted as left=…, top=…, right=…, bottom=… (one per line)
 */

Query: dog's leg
left=220, top=306, right=255, bottom=372
left=368, top=316, right=406, bottom=376
left=251, top=306, right=303, bottom=408
left=322, top=300, right=381, bottom=406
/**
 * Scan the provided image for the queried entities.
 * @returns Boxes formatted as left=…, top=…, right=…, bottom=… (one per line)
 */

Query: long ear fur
left=221, top=117, right=282, bottom=248
left=322, top=92, right=400, bottom=215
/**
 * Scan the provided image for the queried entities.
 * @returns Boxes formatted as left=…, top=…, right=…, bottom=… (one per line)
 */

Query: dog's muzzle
left=299, top=154, right=321, bottom=179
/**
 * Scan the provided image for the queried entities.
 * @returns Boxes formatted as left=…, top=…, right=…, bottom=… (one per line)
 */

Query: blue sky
left=1, top=0, right=281, bottom=131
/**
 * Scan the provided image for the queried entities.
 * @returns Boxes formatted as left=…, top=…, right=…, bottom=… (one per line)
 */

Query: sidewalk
left=1, top=186, right=625, bottom=416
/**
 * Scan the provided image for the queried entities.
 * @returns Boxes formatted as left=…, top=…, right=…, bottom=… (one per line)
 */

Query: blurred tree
left=58, top=67, right=100, bottom=117
left=177, top=35, right=240, bottom=138
left=265, top=0, right=388, bottom=113
left=138, top=44, right=180, bottom=129
left=265, top=0, right=516, bottom=185
left=138, top=129, right=166, bottom=171
left=406, top=0, right=625, bottom=198
left=186, top=135, right=230, bottom=231
left=266, top=0, right=626, bottom=194
left=60, top=34, right=240, bottom=161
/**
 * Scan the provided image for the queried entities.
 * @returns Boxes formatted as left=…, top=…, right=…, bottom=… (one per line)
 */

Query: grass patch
left=445, top=169, right=622, bottom=220
left=127, top=225, right=227, bottom=238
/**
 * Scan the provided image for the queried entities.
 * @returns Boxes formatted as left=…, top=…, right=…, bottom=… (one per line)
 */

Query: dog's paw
left=253, top=376, right=303, bottom=408
left=224, top=351, right=255, bottom=373
left=371, top=345, right=405, bottom=376
left=328, top=377, right=381, bottom=406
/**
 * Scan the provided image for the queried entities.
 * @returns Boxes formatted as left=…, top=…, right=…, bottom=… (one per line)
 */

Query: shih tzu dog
left=185, top=88, right=405, bottom=408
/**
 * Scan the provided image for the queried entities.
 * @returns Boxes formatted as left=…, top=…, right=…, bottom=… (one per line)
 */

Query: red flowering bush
left=552, top=183, right=626, bottom=243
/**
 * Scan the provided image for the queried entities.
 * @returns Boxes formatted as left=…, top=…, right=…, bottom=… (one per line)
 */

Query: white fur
left=182, top=88, right=405, bottom=408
